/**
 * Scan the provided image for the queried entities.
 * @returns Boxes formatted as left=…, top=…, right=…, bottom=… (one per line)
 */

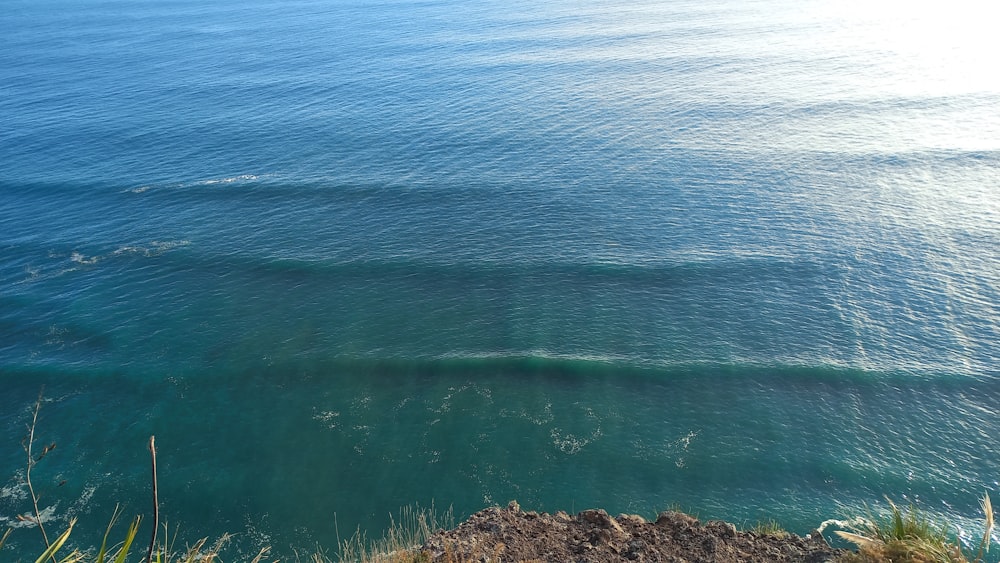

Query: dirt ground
left=421, top=501, right=847, bottom=562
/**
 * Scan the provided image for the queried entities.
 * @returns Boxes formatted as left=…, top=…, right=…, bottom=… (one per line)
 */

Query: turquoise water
left=2, top=0, right=999, bottom=558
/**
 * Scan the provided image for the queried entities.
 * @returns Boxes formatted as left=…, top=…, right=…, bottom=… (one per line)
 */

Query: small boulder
left=808, top=529, right=830, bottom=546
left=618, top=513, right=648, bottom=526
left=655, top=510, right=699, bottom=528
left=580, top=509, right=626, bottom=536
left=704, top=520, right=737, bottom=538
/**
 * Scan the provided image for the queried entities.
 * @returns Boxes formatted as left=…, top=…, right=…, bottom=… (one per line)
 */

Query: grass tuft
left=749, top=519, right=789, bottom=539
left=336, top=504, right=454, bottom=563
left=832, top=495, right=995, bottom=563
left=973, top=493, right=994, bottom=563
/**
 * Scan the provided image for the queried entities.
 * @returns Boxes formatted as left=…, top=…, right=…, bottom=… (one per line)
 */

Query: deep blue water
left=2, top=0, right=1000, bottom=558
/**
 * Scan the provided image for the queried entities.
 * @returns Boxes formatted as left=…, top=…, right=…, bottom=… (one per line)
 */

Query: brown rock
left=704, top=520, right=737, bottom=538
left=580, top=509, right=626, bottom=536
left=618, top=514, right=648, bottom=526
left=655, top=510, right=699, bottom=528
left=421, top=503, right=848, bottom=563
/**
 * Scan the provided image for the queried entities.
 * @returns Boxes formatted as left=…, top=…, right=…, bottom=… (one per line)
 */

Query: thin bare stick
left=24, top=390, right=54, bottom=563
left=0, top=527, right=12, bottom=550
left=249, top=545, right=272, bottom=563
left=145, top=436, right=159, bottom=563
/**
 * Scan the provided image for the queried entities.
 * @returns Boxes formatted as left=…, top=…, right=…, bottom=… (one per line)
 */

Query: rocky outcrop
left=421, top=501, right=846, bottom=562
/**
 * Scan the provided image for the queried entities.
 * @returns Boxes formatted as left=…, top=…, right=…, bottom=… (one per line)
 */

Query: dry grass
left=335, top=504, right=453, bottom=563
left=832, top=495, right=995, bottom=563
left=749, top=519, right=790, bottom=539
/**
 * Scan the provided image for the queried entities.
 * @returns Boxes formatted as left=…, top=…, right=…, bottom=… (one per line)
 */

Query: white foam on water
left=0, top=503, right=60, bottom=529
left=670, top=430, right=700, bottom=469
left=44, top=325, right=69, bottom=347
left=123, top=174, right=264, bottom=194
left=198, top=174, right=260, bottom=186
left=499, top=401, right=554, bottom=426
left=312, top=409, right=341, bottom=429
left=0, top=479, right=27, bottom=502
left=14, top=240, right=191, bottom=289
left=69, top=252, right=99, bottom=265
left=436, top=349, right=632, bottom=365
left=65, top=484, right=98, bottom=520
left=549, top=424, right=604, bottom=455
left=241, top=514, right=274, bottom=556
left=112, top=240, right=191, bottom=257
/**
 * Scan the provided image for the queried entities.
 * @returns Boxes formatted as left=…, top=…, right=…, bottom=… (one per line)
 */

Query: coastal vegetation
left=748, top=519, right=790, bottom=539
left=830, top=496, right=994, bottom=563
left=1, top=393, right=994, bottom=562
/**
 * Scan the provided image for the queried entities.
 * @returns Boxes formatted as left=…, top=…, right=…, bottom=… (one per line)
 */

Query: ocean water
left=2, top=0, right=999, bottom=558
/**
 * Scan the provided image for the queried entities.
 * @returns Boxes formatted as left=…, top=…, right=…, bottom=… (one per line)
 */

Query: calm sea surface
left=2, top=0, right=999, bottom=558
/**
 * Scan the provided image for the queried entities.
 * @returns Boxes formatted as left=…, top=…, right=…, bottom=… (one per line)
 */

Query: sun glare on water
left=822, top=0, right=1000, bottom=97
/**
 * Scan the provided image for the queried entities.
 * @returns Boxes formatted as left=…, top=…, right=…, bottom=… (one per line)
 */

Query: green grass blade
left=111, top=516, right=142, bottom=563
left=34, top=518, right=76, bottom=563
left=95, top=504, right=123, bottom=563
